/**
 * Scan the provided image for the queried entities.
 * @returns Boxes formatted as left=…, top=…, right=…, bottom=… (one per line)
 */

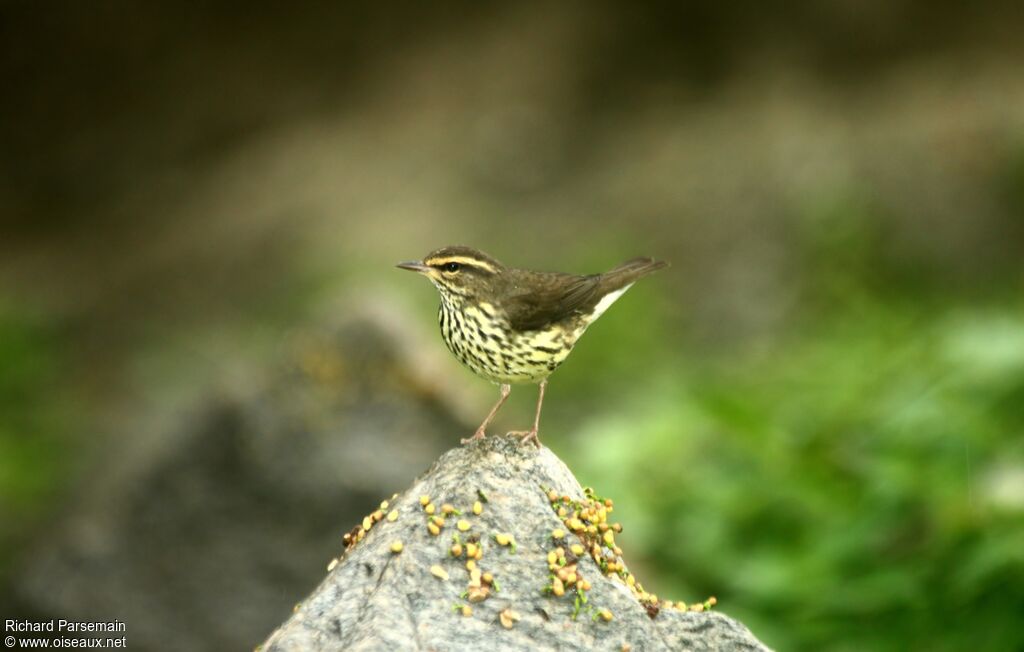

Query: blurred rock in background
left=7, top=308, right=468, bottom=651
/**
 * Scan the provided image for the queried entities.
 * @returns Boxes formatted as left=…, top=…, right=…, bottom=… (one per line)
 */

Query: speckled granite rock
left=260, top=436, right=769, bottom=652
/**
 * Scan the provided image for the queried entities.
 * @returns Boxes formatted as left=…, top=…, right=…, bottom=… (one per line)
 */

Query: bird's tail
left=599, top=257, right=668, bottom=291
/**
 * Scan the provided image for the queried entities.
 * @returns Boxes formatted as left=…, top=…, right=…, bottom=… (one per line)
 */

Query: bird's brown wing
left=501, top=272, right=602, bottom=331
left=501, top=258, right=668, bottom=331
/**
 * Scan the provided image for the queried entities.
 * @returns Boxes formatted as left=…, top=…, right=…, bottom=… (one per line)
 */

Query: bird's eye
left=444, top=262, right=461, bottom=273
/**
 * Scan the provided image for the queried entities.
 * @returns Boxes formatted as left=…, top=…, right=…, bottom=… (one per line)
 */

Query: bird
left=397, top=246, right=667, bottom=446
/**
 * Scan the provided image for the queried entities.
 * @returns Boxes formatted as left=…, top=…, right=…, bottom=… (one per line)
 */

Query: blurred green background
left=2, top=2, right=1023, bottom=650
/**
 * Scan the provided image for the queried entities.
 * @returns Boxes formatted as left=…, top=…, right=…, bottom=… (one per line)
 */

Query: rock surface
left=261, top=436, right=769, bottom=652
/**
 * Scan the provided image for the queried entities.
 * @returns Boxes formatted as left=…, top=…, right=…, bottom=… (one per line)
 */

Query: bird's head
left=397, top=246, right=504, bottom=300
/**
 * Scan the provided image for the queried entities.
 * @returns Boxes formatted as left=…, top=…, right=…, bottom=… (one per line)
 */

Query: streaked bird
left=397, top=246, right=667, bottom=446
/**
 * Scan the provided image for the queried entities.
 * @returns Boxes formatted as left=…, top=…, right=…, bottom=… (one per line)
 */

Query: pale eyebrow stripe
left=425, top=256, right=497, bottom=273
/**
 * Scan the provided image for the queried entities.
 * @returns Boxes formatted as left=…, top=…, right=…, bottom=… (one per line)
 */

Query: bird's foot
left=461, top=429, right=488, bottom=445
left=507, top=429, right=541, bottom=447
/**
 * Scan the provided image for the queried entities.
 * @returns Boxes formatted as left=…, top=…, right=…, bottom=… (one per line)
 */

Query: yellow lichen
left=538, top=485, right=717, bottom=621
left=430, top=565, right=448, bottom=580
left=499, top=608, right=520, bottom=629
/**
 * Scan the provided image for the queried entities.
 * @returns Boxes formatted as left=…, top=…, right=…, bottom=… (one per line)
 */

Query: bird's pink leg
left=462, top=383, right=512, bottom=444
left=509, top=378, right=546, bottom=447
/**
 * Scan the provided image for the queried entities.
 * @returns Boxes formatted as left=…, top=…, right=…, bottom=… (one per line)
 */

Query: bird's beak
left=396, top=261, right=431, bottom=274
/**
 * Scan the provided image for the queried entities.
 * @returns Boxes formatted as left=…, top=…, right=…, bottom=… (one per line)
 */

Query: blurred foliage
left=559, top=205, right=1024, bottom=651
left=0, top=304, right=75, bottom=576
left=575, top=304, right=1024, bottom=651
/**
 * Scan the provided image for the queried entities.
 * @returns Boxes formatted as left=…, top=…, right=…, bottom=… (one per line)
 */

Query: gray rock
left=262, top=436, right=769, bottom=652
left=10, top=311, right=470, bottom=652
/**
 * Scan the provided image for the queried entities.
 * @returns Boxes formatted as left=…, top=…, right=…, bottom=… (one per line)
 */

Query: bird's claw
left=507, top=430, right=541, bottom=447
left=461, top=429, right=488, bottom=445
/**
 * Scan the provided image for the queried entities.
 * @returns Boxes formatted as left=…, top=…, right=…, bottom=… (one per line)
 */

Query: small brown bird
left=397, top=246, right=667, bottom=446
